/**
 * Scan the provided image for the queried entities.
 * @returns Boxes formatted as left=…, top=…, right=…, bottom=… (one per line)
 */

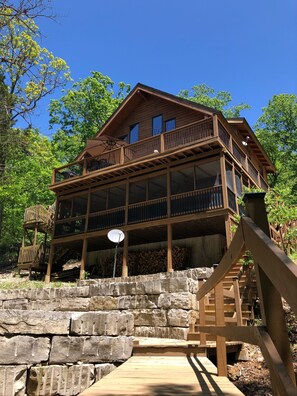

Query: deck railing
left=18, top=244, right=42, bottom=266
left=194, top=193, right=297, bottom=395
left=24, top=205, right=54, bottom=229
left=53, top=118, right=214, bottom=184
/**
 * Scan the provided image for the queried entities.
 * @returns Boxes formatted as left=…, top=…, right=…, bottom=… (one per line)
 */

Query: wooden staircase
left=188, top=262, right=257, bottom=343
left=17, top=204, right=55, bottom=274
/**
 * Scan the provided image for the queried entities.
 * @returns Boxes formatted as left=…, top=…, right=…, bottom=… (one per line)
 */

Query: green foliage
left=255, top=94, right=297, bottom=204
left=0, top=5, right=71, bottom=122
left=178, top=83, right=251, bottom=117
left=0, top=279, right=76, bottom=290
left=50, top=72, right=130, bottom=162
left=0, top=128, right=59, bottom=249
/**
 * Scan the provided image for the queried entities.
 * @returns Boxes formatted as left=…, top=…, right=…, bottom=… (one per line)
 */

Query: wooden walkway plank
left=79, top=356, right=244, bottom=396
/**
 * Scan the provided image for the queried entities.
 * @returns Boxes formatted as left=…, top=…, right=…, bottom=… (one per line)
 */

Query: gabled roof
left=96, top=83, right=218, bottom=138
left=227, top=118, right=275, bottom=172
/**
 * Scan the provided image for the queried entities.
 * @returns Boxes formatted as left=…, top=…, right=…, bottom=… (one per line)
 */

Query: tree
left=0, top=0, right=54, bottom=30
left=49, top=72, right=130, bottom=162
left=255, top=94, right=297, bottom=204
left=0, top=128, right=59, bottom=263
left=0, top=8, right=70, bottom=123
left=178, top=84, right=250, bottom=117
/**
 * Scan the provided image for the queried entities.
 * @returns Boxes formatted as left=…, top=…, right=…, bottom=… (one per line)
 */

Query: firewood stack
left=92, top=246, right=190, bottom=278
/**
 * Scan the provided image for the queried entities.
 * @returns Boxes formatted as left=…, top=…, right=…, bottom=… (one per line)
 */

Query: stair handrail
left=195, top=193, right=297, bottom=396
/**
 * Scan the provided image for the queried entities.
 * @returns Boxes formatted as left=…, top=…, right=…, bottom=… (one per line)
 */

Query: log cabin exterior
left=45, top=84, right=275, bottom=282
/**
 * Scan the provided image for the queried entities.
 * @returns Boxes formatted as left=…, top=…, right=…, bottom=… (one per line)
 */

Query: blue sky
left=33, top=0, right=297, bottom=136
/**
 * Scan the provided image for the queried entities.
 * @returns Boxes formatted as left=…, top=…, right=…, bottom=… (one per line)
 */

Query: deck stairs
left=17, top=204, right=54, bottom=273
left=187, top=262, right=258, bottom=343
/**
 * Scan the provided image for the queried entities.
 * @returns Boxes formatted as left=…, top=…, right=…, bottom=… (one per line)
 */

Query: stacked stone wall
left=0, top=268, right=211, bottom=395
left=0, top=310, right=133, bottom=395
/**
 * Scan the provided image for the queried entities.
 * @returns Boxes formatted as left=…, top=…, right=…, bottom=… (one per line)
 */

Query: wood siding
left=112, top=95, right=206, bottom=141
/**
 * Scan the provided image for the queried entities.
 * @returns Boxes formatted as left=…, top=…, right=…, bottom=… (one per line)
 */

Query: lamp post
left=107, top=229, right=125, bottom=278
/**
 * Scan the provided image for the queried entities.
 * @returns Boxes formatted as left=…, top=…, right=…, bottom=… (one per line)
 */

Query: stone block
left=0, top=365, right=27, bottom=396
left=0, top=336, right=50, bottom=364
left=2, top=299, right=29, bottom=310
left=59, top=297, right=90, bottom=311
left=50, top=336, right=133, bottom=363
left=70, top=312, right=134, bottom=336
left=0, top=310, right=71, bottom=335
left=89, top=283, right=116, bottom=297
left=89, top=296, right=118, bottom=310
left=134, top=326, right=188, bottom=340
left=167, top=309, right=193, bottom=327
left=157, top=292, right=196, bottom=309
left=118, top=295, right=158, bottom=310
left=27, top=364, right=95, bottom=396
left=132, top=309, right=167, bottom=327
left=95, top=363, right=116, bottom=381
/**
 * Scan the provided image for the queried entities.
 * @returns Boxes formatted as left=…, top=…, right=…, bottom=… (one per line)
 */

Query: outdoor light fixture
left=107, top=229, right=125, bottom=278
left=242, top=136, right=250, bottom=146
left=153, top=149, right=159, bottom=154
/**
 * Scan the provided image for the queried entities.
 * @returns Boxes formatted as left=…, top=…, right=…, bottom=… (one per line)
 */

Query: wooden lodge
left=44, top=84, right=275, bottom=282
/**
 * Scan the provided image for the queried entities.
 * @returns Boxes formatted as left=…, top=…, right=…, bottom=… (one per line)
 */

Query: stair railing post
left=198, top=279, right=207, bottom=346
left=243, top=192, right=296, bottom=387
left=214, top=280, right=227, bottom=376
left=233, top=277, right=243, bottom=326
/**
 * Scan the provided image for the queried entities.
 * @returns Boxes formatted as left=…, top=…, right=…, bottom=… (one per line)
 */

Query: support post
left=233, top=277, right=243, bottom=326
left=167, top=223, right=173, bottom=272
left=122, top=231, right=129, bottom=277
left=224, top=213, right=232, bottom=248
left=198, top=280, right=207, bottom=345
left=80, top=238, right=88, bottom=280
left=243, top=192, right=296, bottom=386
left=214, top=281, right=227, bottom=376
left=45, top=244, right=55, bottom=284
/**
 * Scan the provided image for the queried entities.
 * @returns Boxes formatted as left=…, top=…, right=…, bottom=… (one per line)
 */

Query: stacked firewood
left=92, top=246, right=190, bottom=278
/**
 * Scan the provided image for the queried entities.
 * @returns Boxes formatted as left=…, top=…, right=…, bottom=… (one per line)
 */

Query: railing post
left=82, top=158, right=87, bottom=176
left=214, top=280, right=227, bottom=376
left=213, top=114, right=219, bottom=137
left=160, top=133, right=165, bottom=152
left=233, top=277, right=243, bottom=326
left=198, top=279, right=207, bottom=346
left=120, top=147, right=125, bottom=164
left=243, top=192, right=296, bottom=387
left=45, top=244, right=55, bottom=284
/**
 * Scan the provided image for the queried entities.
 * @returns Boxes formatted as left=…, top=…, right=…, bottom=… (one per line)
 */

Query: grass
left=0, top=278, right=77, bottom=290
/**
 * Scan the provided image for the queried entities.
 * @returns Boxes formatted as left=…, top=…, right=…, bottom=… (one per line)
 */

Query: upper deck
left=50, top=116, right=270, bottom=194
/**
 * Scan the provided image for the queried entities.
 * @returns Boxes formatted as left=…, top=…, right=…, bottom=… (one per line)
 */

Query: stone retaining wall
left=0, top=310, right=133, bottom=396
left=0, top=269, right=212, bottom=395
left=0, top=268, right=211, bottom=340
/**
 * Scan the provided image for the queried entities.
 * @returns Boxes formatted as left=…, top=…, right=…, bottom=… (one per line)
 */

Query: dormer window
left=152, top=115, right=163, bottom=135
left=165, top=118, right=176, bottom=132
left=129, top=123, right=139, bottom=144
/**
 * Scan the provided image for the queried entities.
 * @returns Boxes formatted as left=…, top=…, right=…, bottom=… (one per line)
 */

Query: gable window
left=165, top=118, right=176, bottom=132
left=129, top=123, right=139, bottom=144
left=152, top=115, right=163, bottom=135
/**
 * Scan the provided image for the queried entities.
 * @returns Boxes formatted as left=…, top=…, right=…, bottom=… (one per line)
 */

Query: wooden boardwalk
left=79, top=356, right=244, bottom=396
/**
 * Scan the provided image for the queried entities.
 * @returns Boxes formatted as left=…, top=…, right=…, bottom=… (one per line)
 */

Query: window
left=165, top=118, right=176, bottom=132
left=152, top=115, right=163, bottom=135
left=129, top=181, right=147, bottom=204
left=108, top=185, right=126, bottom=209
left=235, top=171, right=242, bottom=197
left=90, top=190, right=107, bottom=213
left=171, top=168, right=194, bottom=195
left=148, top=175, right=167, bottom=200
left=195, top=161, right=221, bottom=190
left=57, top=199, right=72, bottom=219
left=129, top=123, right=139, bottom=143
left=226, top=162, right=234, bottom=192
left=72, top=195, right=88, bottom=217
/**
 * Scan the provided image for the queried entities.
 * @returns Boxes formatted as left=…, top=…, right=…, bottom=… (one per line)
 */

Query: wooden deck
left=79, top=356, right=244, bottom=396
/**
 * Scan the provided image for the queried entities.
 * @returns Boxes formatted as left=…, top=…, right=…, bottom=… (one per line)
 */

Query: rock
left=0, top=365, right=27, bottom=396
left=167, top=309, right=193, bottom=327
left=0, top=310, right=71, bottom=335
left=49, top=336, right=133, bottom=363
left=132, top=309, right=167, bottom=327
left=0, top=336, right=50, bottom=364
left=27, top=364, right=95, bottom=395
left=134, top=326, right=188, bottom=340
left=59, top=297, right=90, bottom=311
left=70, top=312, right=134, bottom=336
left=95, top=363, right=116, bottom=381
left=89, top=296, right=118, bottom=310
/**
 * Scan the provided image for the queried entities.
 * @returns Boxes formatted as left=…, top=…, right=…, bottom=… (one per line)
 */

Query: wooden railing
left=18, top=244, right=43, bottom=266
left=53, top=118, right=214, bottom=184
left=194, top=192, right=297, bottom=395
left=24, top=205, right=53, bottom=228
